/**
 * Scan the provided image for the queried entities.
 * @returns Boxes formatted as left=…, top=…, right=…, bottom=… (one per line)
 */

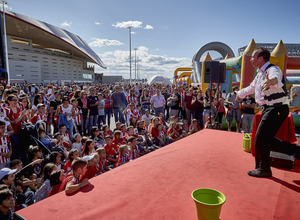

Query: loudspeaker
left=204, top=61, right=225, bottom=84
left=219, top=62, right=226, bottom=84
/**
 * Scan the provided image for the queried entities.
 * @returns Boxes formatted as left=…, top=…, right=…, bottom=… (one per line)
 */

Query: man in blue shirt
left=111, top=85, right=127, bottom=124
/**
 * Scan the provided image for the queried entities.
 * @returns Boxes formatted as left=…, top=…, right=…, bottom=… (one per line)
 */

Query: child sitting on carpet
left=117, top=145, right=130, bottom=166
left=167, top=121, right=180, bottom=142
left=96, top=147, right=110, bottom=173
left=48, top=169, right=66, bottom=197
left=81, top=154, right=99, bottom=179
left=35, top=163, right=57, bottom=202
left=63, top=149, right=79, bottom=174
left=82, top=139, right=96, bottom=157
left=189, top=119, right=201, bottom=134
left=127, top=136, right=139, bottom=160
left=72, top=133, right=82, bottom=157
left=104, top=135, right=119, bottom=166
left=59, top=158, right=89, bottom=195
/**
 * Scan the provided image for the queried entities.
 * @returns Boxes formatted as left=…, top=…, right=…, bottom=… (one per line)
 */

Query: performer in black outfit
left=236, top=48, right=300, bottom=177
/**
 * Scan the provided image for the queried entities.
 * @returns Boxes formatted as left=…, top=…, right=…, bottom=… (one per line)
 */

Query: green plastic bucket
left=242, top=133, right=251, bottom=153
left=191, top=188, right=226, bottom=220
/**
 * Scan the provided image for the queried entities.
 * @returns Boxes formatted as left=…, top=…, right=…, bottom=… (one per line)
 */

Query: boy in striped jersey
left=0, top=120, right=11, bottom=169
left=117, top=145, right=130, bottom=166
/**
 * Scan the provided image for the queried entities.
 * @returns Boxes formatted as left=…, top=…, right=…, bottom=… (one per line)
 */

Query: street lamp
left=134, top=48, right=137, bottom=80
left=127, top=26, right=132, bottom=85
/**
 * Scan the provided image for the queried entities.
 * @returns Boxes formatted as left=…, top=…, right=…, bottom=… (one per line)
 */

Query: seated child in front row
left=48, top=169, right=66, bottom=197
left=117, top=145, right=130, bottom=166
left=81, top=154, right=99, bottom=179
left=96, top=148, right=110, bottom=173
left=127, top=136, right=139, bottom=160
left=35, top=163, right=57, bottom=202
left=104, top=135, right=118, bottom=166
left=63, top=149, right=79, bottom=174
left=59, top=158, right=89, bottom=195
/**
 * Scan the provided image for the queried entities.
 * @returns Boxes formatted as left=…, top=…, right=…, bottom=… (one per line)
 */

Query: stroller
left=19, top=121, right=66, bottom=163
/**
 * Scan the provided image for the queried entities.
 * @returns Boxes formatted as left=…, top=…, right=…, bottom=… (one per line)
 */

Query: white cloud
left=144, top=25, right=154, bottom=30
left=112, top=21, right=143, bottom=29
left=89, top=38, right=123, bottom=47
left=60, top=21, right=72, bottom=28
left=94, top=22, right=101, bottom=26
left=96, top=46, right=190, bottom=80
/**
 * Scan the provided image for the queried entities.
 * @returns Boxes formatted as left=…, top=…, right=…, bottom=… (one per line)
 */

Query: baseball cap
left=0, top=168, right=17, bottom=180
left=83, top=154, right=95, bottom=162
left=37, top=103, right=45, bottom=108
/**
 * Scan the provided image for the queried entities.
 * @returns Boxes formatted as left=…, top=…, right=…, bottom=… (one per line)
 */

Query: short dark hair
left=50, top=169, right=63, bottom=187
left=72, top=158, right=87, bottom=172
left=127, top=136, right=136, bottom=143
left=256, top=47, right=270, bottom=62
left=0, top=188, right=13, bottom=204
left=10, top=159, right=22, bottom=169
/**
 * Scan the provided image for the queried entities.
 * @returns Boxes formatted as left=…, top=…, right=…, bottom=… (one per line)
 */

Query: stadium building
left=2, top=10, right=106, bottom=84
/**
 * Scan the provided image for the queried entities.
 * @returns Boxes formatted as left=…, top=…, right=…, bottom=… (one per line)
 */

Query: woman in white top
left=57, top=96, right=75, bottom=141
left=31, top=94, right=44, bottom=117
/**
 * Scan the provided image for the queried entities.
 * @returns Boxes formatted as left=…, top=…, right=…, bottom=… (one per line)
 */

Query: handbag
left=167, top=100, right=176, bottom=107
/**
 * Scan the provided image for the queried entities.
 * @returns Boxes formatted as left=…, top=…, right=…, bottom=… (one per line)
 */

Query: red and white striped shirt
left=126, top=109, right=139, bottom=125
left=31, top=113, right=48, bottom=125
left=0, top=135, right=11, bottom=164
left=73, top=107, right=82, bottom=125
left=99, top=158, right=108, bottom=173
left=129, top=145, right=139, bottom=160
left=127, top=95, right=138, bottom=106
left=117, top=153, right=130, bottom=166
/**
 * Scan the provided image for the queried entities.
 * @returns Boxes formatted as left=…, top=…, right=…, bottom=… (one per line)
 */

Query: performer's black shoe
left=247, top=170, right=272, bottom=178
left=294, top=146, right=300, bottom=160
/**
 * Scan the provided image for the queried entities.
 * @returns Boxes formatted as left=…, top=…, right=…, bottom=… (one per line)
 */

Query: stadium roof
left=2, top=10, right=106, bottom=68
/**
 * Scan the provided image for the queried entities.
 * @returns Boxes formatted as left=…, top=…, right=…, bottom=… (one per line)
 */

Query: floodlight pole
left=134, top=48, right=137, bottom=80
left=127, top=26, right=132, bottom=85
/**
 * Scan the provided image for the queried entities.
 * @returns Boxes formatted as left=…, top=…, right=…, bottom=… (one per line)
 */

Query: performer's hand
left=263, top=73, right=271, bottom=91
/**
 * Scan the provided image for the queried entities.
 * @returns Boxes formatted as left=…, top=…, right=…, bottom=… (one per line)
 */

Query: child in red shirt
left=168, top=121, right=180, bottom=142
left=62, top=149, right=79, bottom=174
left=102, top=125, right=112, bottom=137
left=31, top=104, right=49, bottom=133
left=59, top=158, right=89, bottom=195
left=112, top=130, right=126, bottom=146
left=104, top=135, right=118, bottom=166
left=189, top=119, right=201, bottom=134
left=48, top=169, right=66, bottom=197
left=81, top=154, right=99, bottom=179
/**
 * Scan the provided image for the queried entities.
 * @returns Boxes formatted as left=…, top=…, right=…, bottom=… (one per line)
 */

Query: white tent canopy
left=148, top=75, right=172, bottom=86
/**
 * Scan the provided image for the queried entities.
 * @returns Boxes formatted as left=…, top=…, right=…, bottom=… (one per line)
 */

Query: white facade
left=7, top=35, right=95, bottom=84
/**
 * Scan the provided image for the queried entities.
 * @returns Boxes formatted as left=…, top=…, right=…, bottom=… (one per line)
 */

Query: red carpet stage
left=17, top=130, right=300, bottom=220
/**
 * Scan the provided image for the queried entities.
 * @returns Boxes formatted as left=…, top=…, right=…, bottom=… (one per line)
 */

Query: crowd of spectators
left=0, top=82, right=255, bottom=218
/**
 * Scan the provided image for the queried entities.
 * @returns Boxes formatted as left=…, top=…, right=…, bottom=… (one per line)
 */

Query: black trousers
left=254, top=104, right=299, bottom=172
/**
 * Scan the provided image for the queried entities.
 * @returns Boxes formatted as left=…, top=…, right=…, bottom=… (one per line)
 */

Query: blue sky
left=5, top=0, right=300, bottom=80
